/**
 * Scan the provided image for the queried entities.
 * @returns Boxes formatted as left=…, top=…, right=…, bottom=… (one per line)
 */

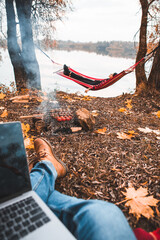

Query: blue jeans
left=30, top=161, right=136, bottom=240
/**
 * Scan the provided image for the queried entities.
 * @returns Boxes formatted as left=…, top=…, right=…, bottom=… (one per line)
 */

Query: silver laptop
left=0, top=122, right=75, bottom=240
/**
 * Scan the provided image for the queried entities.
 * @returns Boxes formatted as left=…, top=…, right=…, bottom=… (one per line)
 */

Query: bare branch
left=148, top=0, right=156, bottom=7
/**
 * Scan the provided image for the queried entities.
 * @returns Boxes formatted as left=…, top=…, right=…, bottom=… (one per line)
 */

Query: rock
left=76, top=108, right=95, bottom=130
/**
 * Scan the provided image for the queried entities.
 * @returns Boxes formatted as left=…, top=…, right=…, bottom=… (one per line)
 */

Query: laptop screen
left=0, top=122, right=31, bottom=203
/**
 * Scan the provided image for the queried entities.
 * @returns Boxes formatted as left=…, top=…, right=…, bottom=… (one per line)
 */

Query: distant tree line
left=53, top=40, right=138, bottom=59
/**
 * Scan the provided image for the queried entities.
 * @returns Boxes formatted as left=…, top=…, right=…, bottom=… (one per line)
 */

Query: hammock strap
left=36, top=44, right=63, bottom=66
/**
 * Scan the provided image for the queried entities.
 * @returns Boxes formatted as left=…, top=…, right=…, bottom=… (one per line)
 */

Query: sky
left=54, top=0, right=141, bottom=43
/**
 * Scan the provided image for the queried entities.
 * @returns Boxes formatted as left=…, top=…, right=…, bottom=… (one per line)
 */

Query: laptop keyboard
left=0, top=196, right=51, bottom=240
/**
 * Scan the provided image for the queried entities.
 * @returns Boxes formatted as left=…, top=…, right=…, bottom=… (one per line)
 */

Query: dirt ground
left=0, top=88, right=160, bottom=232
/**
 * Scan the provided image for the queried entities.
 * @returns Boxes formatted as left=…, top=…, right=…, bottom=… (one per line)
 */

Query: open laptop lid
left=0, top=121, right=31, bottom=203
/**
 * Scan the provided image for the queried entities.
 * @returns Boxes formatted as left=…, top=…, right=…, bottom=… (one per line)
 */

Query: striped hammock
left=57, top=58, right=143, bottom=91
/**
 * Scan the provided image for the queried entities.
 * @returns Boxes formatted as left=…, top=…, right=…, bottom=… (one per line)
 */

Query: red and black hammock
left=56, top=44, right=159, bottom=90
left=57, top=61, right=141, bottom=91
left=37, top=44, right=159, bottom=91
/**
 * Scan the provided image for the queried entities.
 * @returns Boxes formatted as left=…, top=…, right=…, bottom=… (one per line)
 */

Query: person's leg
left=30, top=160, right=57, bottom=203
left=48, top=190, right=136, bottom=240
left=30, top=138, right=136, bottom=240
left=30, top=160, right=136, bottom=240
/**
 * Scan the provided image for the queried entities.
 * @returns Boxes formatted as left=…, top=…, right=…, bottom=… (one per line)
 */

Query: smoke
left=37, top=90, right=60, bottom=114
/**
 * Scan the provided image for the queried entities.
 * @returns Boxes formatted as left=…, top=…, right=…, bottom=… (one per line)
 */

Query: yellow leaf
left=94, top=127, right=106, bottom=134
left=125, top=99, right=132, bottom=109
left=117, top=132, right=133, bottom=140
left=21, top=123, right=30, bottom=137
left=125, top=99, right=132, bottom=104
left=24, top=137, right=34, bottom=149
left=156, top=111, right=160, bottom=118
left=128, top=130, right=135, bottom=135
left=82, top=97, right=92, bottom=101
left=118, top=108, right=126, bottom=112
left=0, top=109, right=8, bottom=118
left=117, top=131, right=136, bottom=140
left=122, top=186, right=159, bottom=220
left=0, top=93, right=6, bottom=100
left=74, top=96, right=81, bottom=100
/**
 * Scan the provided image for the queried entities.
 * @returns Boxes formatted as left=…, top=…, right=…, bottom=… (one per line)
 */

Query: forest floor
left=0, top=86, right=160, bottom=232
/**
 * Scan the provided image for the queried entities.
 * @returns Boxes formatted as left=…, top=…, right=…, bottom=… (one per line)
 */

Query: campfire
left=18, top=97, right=95, bottom=134
left=30, top=107, right=74, bottom=133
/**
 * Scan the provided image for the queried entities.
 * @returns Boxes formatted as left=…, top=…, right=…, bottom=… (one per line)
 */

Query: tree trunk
left=5, top=0, right=41, bottom=91
left=5, top=0, right=28, bottom=91
left=135, top=0, right=148, bottom=90
left=15, top=0, right=41, bottom=89
left=148, top=44, right=160, bottom=91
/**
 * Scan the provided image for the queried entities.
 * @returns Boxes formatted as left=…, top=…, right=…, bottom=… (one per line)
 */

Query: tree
left=5, top=0, right=41, bottom=91
left=148, top=43, right=160, bottom=90
left=3, top=0, right=71, bottom=91
left=135, top=0, right=160, bottom=92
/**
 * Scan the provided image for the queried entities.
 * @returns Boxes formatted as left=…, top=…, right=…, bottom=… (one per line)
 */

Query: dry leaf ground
left=0, top=89, right=160, bottom=232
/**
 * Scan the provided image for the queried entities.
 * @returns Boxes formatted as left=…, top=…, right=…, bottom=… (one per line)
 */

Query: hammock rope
left=36, top=43, right=160, bottom=91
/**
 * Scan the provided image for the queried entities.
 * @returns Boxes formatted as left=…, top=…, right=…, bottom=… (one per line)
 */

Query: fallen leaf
left=153, top=111, right=160, bottom=118
left=128, top=130, right=136, bottom=135
left=138, top=127, right=160, bottom=135
left=138, top=127, right=152, bottom=133
left=0, top=109, right=8, bottom=118
left=122, top=186, right=159, bottom=220
left=21, top=123, right=30, bottom=137
left=156, top=111, right=160, bottom=118
left=73, top=96, right=81, bottom=100
left=0, top=93, right=6, bottom=100
left=118, top=108, right=126, bottom=112
left=94, top=127, right=106, bottom=134
left=81, top=96, right=92, bottom=101
left=117, top=131, right=135, bottom=140
left=24, top=137, right=34, bottom=149
left=125, top=99, right=132, bottom=109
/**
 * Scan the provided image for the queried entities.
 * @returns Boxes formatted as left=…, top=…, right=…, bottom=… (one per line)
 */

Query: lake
left=0, top=49, right=136, bottom=98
